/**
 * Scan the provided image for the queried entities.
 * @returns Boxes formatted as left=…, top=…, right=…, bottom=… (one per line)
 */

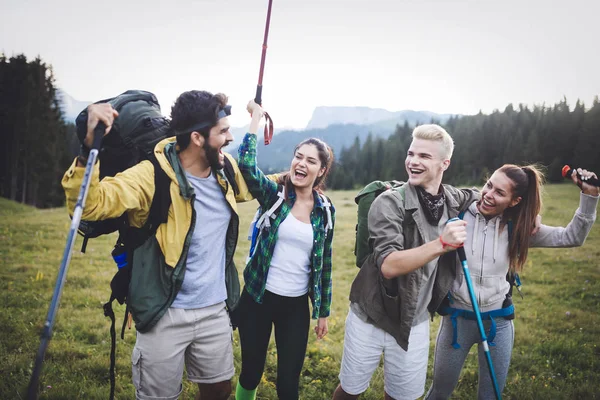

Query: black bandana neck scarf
left=416, top=185, right=446, bottom=225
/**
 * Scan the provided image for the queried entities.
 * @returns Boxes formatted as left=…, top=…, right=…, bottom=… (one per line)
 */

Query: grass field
left=0, top=184, right=599, bottom=399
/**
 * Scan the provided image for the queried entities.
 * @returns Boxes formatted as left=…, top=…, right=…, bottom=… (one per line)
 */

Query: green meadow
left=0, top=184, right=598, bottom=399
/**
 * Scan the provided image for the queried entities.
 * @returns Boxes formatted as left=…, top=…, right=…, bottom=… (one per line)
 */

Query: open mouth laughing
left=409, top=168, right=425, bottom=176
left=294, top=169, right=308, bottom=181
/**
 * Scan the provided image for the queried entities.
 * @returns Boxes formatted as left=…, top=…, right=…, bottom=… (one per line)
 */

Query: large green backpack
left=354, top=180, right=405, bottom=268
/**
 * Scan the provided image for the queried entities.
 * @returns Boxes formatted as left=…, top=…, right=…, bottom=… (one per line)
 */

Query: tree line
left=328, top=98, right=600, bottom=190
left=0, top=54, right=77, bottom=208
left=1, top=54, right=598, bottom=207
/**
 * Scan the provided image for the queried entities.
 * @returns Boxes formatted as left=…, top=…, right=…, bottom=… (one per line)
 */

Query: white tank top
left=265, top=212, right=314, bottom=297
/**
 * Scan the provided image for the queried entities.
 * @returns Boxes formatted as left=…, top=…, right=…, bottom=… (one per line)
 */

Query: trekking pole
left=27, top=124, right=105, bottom=400
left=255, top=0, right=274, bottom=145
left=448, top=218, right=502, bottom=400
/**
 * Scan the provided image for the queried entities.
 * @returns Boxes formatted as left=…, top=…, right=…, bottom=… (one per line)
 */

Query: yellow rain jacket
left=62, top=137, right=256, bottom=331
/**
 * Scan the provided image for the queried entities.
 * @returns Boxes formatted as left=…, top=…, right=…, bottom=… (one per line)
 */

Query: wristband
left=439, top=235, right=462, bottom=249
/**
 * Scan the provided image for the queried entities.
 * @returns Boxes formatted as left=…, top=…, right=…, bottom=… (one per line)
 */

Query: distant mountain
left=230, top=107, right=457, bottom=172
left=56, top=89, right=91, bottom=122
left=306, top=106, right=453, bottom=130
left=234, top=123, right=393, bottom=173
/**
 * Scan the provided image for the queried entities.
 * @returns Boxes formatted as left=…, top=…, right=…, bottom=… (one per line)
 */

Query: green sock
left=235, top=381, right=257, bottom=400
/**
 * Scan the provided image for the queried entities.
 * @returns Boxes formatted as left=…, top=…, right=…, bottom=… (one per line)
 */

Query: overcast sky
left=2, top=0, right=599, bottom=129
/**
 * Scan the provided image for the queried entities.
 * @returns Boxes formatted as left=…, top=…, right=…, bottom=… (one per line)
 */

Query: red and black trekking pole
left=255, top=0, right=274, bottom=145
left=27, top=124, right=105, bottom=400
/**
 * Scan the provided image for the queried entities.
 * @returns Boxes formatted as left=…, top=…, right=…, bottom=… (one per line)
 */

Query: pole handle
left=457, top=246, right=467, bottom=262
left=255, top=85, right=263, bottom=106
left=91, top=122, right=106, bottom=151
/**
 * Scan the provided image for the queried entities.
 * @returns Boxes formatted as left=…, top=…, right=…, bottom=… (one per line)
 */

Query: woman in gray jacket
left=426, top=164, right=599, bottom=399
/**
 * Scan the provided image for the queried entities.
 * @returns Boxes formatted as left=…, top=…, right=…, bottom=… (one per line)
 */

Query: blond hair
left=412, top=124, right=454, bottom=160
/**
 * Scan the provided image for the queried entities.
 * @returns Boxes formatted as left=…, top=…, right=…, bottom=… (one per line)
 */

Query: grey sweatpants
left=426, top=315, right=514, bottom=400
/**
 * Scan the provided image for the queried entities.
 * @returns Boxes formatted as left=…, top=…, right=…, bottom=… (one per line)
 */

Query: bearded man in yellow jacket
left=62, top=90, right=257, bottom=400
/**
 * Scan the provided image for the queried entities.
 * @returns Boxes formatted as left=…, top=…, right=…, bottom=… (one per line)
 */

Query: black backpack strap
left=103, top=294, right=117, bottom=400
left=147, top=156, right=172, bottom=233
left=121, top=304, right=130, bottom=339
left=223, top=156, right=240, bottom=196
left=80, top=236, right=89, bottom=253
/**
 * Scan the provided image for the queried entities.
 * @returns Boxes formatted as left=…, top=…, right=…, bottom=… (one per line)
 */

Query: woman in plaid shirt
left=235, top=100, right=336, bottom=400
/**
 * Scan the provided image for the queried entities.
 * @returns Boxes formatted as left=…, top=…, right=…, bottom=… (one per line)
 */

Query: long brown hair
left=277, top=138, right=335, bottom=196
left=499, top=164, right=544, bottom=272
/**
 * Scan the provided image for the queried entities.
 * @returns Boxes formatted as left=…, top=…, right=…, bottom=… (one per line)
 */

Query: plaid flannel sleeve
left=237, top=133, right=278, bottom=205
left=319, top=203, right=335, bottom=317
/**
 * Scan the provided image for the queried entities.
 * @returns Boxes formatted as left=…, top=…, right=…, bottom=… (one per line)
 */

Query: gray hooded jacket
left=450, top=192, right=598, bottom=312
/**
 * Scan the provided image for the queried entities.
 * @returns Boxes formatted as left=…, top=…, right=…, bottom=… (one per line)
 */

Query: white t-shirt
left=265, top=212, right=314, bottom=297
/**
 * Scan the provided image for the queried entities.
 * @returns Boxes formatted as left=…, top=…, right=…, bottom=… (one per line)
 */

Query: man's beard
left=204, top=140, right=225, bottom=170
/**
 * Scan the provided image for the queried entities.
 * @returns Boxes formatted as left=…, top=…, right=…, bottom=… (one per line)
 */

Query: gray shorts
left=132, top=302, right=234, bottom=400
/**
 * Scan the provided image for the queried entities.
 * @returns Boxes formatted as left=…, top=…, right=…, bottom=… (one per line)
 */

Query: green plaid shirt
left=238, top=133, right=335, bottom=318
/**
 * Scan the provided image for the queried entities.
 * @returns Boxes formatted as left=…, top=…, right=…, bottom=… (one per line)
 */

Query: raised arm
left=236, top=101, right=279, bottom=206
left=62, top=103, right=153, bottom=226
left=62, top=159, right=155, bottom=226
left=531, top=169, right=599, bottom=248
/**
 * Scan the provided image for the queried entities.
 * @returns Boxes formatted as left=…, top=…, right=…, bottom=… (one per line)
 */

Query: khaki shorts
left=132, top=302, right=234, bottom=400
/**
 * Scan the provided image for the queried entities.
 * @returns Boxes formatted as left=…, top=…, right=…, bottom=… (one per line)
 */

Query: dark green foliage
left=0, top=54, right=77, bottom=208
left=329, top=98, right=600, bottom=189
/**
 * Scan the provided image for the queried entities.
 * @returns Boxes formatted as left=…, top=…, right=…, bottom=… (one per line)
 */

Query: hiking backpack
left=247, top=185, right=334, bottom=263
left=354, top=180, right=405, bottom=268
left=75, top=90, right=172, bottom=252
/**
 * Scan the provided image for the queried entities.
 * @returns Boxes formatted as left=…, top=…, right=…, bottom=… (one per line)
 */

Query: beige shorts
left=339, top=307, right=430, bottom=400
left=132, top=302, right=234, bottom=400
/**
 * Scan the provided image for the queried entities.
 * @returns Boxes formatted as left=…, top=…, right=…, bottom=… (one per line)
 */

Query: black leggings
left=237, top=288, right=310, bottom=400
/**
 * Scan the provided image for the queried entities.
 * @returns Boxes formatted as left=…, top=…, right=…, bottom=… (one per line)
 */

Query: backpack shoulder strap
left=247, top=185, right=286, bottom=261
left=318, top=193, right=334, bottom=233
left=256, top=185, right=286, bottom=230
left=147, top=156, right=172, bottom=235
left=121, top=156, right=172, bottom=250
